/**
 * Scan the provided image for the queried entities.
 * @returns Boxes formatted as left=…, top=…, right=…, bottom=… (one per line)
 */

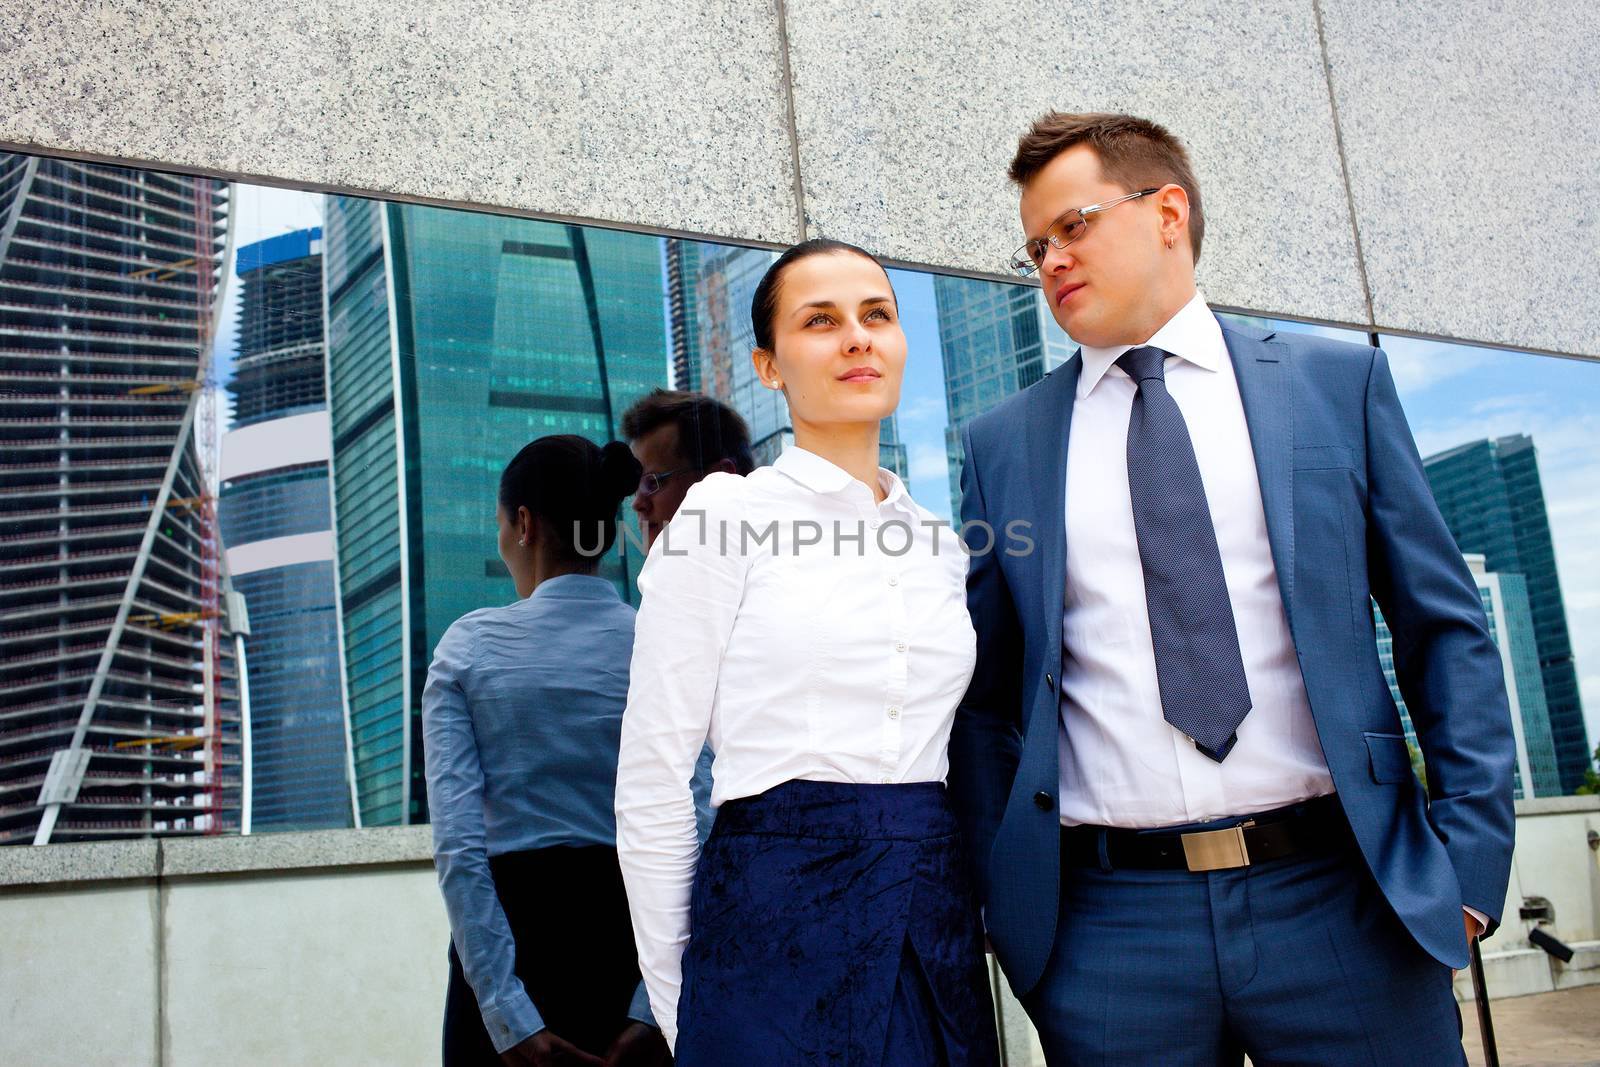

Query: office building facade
left=0, top=154, right=242, bottom=844
left=1424, top=435, right=1590, bottom=792
left=218, top=227, right=355, bottom=832
left=933, top=275, right=1073, bottom=514
left=324, top=196, right=668, bottom=826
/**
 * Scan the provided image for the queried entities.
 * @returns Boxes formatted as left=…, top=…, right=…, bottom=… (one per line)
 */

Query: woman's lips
left=838, top=367, right=882, bottom=383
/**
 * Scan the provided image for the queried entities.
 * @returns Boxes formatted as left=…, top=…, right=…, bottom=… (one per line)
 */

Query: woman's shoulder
left=679, top=469, right=749, bottom=514
left=434, top=604, right=500, bottom=658
left=662, top=471, right=754, bottom=548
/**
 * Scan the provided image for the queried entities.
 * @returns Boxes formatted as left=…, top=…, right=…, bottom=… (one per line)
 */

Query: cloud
left=1384, top=343, right=1497, bottom=397
left=909, top=440, right=950, bottom=485
left=1468, top=392, right=1547, bottom=416
left=896, top=394, right=946, bottom=425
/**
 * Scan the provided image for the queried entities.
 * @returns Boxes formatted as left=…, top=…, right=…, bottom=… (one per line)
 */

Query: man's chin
left=1056, top=308, right=1105, bottom=346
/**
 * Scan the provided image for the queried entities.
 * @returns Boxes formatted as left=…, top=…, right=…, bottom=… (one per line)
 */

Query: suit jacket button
left=1034, top=791, right=1054, bottom=811
left=1046, top=673, right=1055, bottom=690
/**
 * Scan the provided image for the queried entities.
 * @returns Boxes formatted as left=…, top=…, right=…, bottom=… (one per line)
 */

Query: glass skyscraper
left=1374, top=553, right=1562, bottom=799
left=0, top=154, right=242, bottom=844
left=1424, top=434, right=1589, bottom=792
left=933, top=276, right=1073, bottom=514
left=218, top=227, right=355, bottom=832
left=324, top=198, right=668, bottom=827
left=665, top=237, right=703, bottom=394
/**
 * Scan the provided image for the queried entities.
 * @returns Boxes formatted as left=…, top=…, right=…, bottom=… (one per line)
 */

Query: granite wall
left=1, top=1, right=1594, bottom=355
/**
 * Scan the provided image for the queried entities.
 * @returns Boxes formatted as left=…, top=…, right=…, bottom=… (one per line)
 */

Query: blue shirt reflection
left=422, top=571, right=711, bottom=1049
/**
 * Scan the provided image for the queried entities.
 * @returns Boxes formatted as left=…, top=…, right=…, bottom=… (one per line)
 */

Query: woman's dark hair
left=750, top=238, right=896, bottom=352
left=498, top=435, right=642, bottom=565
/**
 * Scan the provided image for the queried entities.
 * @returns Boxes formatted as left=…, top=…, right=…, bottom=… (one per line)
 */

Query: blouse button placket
left=878, top=501, right=909, bottom=779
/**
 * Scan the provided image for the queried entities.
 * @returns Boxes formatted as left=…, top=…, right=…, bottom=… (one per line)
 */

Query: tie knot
left=1117, top=345, right=1169, bottom=384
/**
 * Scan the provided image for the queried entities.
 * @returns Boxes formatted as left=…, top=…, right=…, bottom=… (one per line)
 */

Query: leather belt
left=1061, top=794, right=1351, bottom=873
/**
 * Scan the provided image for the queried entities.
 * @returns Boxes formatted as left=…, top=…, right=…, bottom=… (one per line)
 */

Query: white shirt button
left=869, top=518, right=882, bottom=529
left=887, top=575, right=899, bottom=586
left=895, top=640, right=907, bottom=653
left=878, top=775, right=893, bottom=784
left=887, top=706, right=901, bottom=719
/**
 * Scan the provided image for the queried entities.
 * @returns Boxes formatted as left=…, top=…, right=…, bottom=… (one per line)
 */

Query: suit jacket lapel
left=1223, top=322, right=1296, bottom=633
left=1024, top=353, right=1081, bottom=639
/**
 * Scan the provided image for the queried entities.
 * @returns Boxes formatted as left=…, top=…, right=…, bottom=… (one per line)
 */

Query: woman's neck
left=791, top=420, right=885, bottom=503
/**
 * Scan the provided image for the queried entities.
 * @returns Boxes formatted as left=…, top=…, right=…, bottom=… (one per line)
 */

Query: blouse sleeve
left=615, top=473, right=749, bottom=1050
left=422, top=615, right=545, bottom=1052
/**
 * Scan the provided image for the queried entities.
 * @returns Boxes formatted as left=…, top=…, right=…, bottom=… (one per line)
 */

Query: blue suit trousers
left=1023, top=831, right=1465, bottom=1066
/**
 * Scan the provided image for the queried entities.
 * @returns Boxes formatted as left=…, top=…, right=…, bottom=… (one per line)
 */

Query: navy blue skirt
left=675, top=780, right=1000, bottom=1067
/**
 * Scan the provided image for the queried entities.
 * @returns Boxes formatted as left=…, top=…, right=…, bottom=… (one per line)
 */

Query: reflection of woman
left=423, top=435, right=668, bottom=1067
left=617, top=240, right=1000, bottom=1065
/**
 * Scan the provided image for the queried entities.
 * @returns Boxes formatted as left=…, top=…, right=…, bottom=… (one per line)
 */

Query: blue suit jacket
left=948, top=317, right=1516, bottom=993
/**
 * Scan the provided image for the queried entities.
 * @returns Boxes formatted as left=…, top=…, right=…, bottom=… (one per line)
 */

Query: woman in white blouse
left=616, top=239, right=999, bottom=1065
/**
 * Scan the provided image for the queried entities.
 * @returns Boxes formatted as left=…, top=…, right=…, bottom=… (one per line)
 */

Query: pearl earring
left=518, top=537, right=526, bottom=547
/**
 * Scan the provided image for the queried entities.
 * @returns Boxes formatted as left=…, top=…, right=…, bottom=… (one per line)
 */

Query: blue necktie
left=1118, top=345, right=1252, bottom=762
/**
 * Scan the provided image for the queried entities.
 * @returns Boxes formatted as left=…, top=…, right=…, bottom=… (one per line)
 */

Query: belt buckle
left=1181, top=820, right=1254, bottom=872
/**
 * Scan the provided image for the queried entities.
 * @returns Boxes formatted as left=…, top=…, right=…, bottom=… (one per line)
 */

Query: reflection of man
left=949, top=112, right=1516, bottom=1064
left=621, top=389, right=754, bottom=547
left=620, top=389, right=746, bottom=848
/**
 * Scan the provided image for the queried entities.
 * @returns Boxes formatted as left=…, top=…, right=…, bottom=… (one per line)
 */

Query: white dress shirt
left=1058, top=291, right=1336, bottom=829
left=616, top=445, right=976, bottom=1048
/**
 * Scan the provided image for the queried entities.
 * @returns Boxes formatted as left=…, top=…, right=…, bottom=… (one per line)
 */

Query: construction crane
left=126, top=609, right=214, bottom=630
left=128, top=381, right=200, bottom=396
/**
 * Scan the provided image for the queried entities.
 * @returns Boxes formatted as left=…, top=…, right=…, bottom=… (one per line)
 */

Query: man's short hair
left=1009, top=112, right=1205, bottom=264
left=620, top=389, right=756, bottom=475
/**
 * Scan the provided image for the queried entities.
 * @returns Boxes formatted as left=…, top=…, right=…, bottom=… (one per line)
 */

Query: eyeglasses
left=637, top=466, right=700, bottom=497
left=1007, top=188, right=1161, bottom=276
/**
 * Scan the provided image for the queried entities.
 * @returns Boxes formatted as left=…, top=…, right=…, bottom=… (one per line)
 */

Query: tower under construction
left=0, top=153, right=242, bottom=845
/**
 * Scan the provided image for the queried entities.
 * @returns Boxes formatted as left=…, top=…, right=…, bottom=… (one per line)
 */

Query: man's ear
left=1156, top=183, right=1190, bottom=251
left=707, top=457, right=738, bottom=476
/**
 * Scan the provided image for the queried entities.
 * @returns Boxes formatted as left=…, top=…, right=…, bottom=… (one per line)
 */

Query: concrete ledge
left=1553, top=941, right=1600, bottom=992
left=0, top=838, right=158, bottom=889
left=1456, top=941, right=1600, bottom=1003
left=161, top=825, right=433, bottom=877
left=1515, top=796, right=1600, bottom=817
left=0, top=827, right=433, bottom=889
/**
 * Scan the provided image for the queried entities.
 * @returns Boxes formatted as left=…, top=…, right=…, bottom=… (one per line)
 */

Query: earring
left=518, top=537, right=526, bottom=547
left=1164, top=235, right=1175, bottom=250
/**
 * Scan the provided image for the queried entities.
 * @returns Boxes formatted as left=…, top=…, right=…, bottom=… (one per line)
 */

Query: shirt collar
left=528, top=572, right=620, bottom=602
left=1075, top=290, right=1223, bottom=399
left=773, top=445, right=919, bottom=517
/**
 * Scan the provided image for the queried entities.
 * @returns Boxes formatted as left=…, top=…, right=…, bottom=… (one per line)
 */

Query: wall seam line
left=155, top=839, right=168, bottom=1067
left=772, top=0, right=809, bottom=240
left=1311, top=0, right=1377, bottom=330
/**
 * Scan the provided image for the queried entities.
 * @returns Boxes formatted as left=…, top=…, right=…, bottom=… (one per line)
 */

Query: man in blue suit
left=948, top=112, right=1516, bottom=1064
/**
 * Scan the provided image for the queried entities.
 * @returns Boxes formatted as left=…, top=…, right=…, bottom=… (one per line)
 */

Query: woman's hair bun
left=598, top=440, right=643, bottom=503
